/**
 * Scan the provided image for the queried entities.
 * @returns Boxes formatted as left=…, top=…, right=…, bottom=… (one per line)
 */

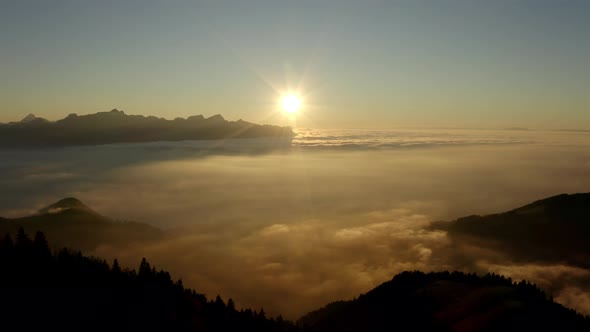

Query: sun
left=281, top=94, right=302, bottom=113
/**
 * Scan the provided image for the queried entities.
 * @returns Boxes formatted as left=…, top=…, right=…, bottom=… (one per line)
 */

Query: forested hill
left=0, top=109, right=294, bottom=148
left=0, top=228, right=297, bottom=332
left=298, top=271, right=590, bottom=332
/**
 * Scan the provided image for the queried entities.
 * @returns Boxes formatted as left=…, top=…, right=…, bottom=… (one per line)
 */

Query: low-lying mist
left=1, top=131, right=590, bottom=318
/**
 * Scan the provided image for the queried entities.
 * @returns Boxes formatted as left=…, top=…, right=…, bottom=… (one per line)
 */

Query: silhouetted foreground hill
left=439, top=193, right=590, bottom=268
left=0, top=229, right=297, bottom=332
left=0, top=198, right=163, bottom=251
left=298, top=271, right=590, bottom=332
left=1, top=230, right=588, bottom=331
left=0, top=109, right=294, bottom=147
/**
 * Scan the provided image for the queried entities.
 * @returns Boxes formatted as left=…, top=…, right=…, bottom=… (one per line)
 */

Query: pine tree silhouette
left=0, top=229, right=299, bottom=332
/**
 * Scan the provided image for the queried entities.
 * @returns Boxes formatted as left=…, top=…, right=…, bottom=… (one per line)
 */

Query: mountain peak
left=21, top=114, right=38, bottom=123
left=17, top=114, right=49, bottom=125
left=207, top=114, right=225, bottom=121
left=37, top=197, right=92, bottom=215
left=187, top=115, right=205, bottom=122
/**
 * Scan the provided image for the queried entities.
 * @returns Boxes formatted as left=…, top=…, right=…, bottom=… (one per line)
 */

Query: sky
left=1, top=0, right=589, bottom=129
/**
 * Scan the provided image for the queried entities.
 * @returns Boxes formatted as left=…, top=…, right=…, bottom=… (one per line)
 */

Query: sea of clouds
left=1, top=129, right=590, bottom=318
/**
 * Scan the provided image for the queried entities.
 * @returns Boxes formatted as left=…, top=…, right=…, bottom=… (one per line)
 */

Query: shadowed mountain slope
left=0, top=109, right=294, bottom=148
left=298, top=271, right=590, bottom=332
left=438, top=193, right=590, bottom=267
left=0, top=198, right=163, bottom=251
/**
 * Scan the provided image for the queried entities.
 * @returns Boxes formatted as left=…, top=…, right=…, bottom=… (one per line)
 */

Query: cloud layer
left=1, top=130, right=590, bottom=318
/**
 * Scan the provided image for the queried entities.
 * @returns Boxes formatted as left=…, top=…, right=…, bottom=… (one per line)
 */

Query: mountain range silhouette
left=0, top=109, right=294, bottom=147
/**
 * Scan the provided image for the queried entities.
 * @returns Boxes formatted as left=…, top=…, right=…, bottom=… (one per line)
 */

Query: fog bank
left=1, top=130, right=590, bottom=318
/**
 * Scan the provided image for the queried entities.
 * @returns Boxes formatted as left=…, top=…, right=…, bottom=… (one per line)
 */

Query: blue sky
left=1, top=0, right=589, bottom=129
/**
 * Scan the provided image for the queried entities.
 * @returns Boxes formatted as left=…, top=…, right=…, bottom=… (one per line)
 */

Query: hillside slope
left=440, top=193, right=590, bottom=267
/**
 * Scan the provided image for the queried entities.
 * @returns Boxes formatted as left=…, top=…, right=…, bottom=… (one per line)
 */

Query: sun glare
left=281, top=94, right=302, bottom=113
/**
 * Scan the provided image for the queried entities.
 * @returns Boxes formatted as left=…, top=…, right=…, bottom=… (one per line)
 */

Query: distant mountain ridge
left=0, top=197, right=163, bottom=251
left=0, top=109, right=294, bottom=148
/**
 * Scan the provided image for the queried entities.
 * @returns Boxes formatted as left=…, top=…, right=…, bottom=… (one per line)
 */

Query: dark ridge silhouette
left=298, top=271, right=590, bottom=332
left=436, top=193, right=590, bottom=268
left=0, top=109, right=294, bottom=148
left=0, top=198, right=163, bottom=251
left=1, top=229, right=588, bottom=331
left=0, top=229, right=297, bottom=332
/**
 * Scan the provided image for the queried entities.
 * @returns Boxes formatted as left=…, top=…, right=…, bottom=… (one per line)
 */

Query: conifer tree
left=112, top=259, right=121, bottom=274
left=33, top=231, right=51, bottom=259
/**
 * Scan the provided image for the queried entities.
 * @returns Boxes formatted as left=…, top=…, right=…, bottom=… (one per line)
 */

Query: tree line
left=0, top=227, right=297, bottom=332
